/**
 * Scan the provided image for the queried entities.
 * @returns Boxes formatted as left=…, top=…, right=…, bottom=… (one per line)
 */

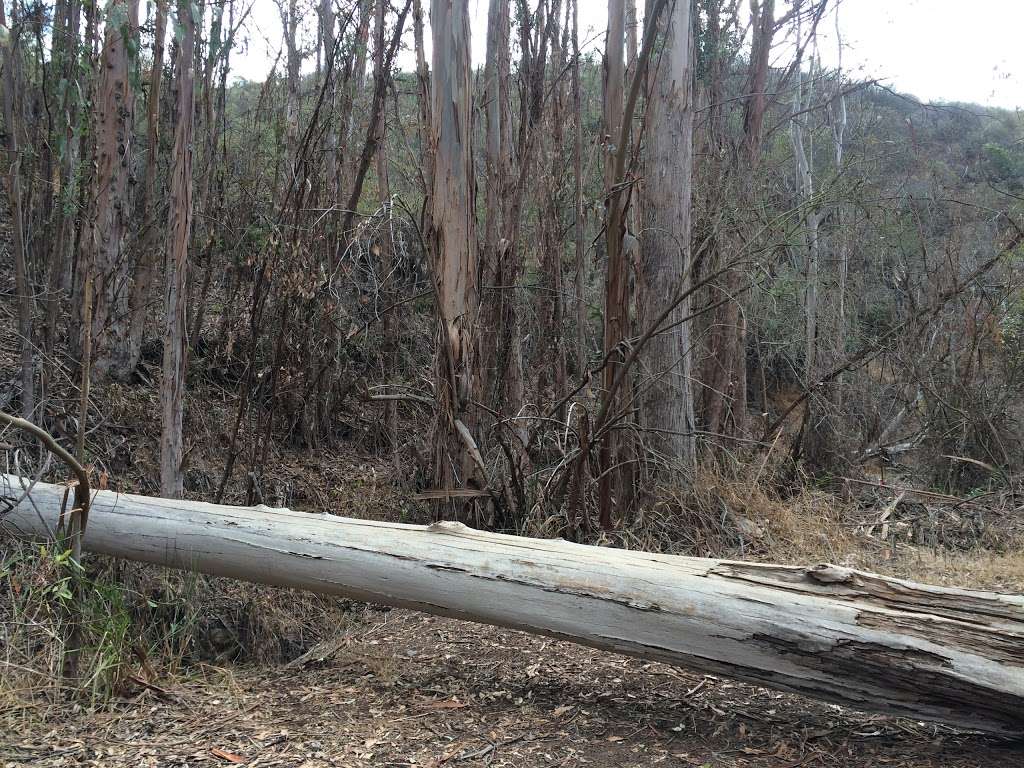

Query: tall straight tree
left=281, top=0, right=302, bottom=175
left=428, top=0, right=481, bottom=518
left=188, top=0, right=230, bottom=345
left=571, top=0, right=586, bottom=373
left=479, top=0, right=510, bottom=404
left=0, top=1, right=34, bottom=419
left=43, top=0, right=82, bottom=378
left=161, top=0, right=196, bottom=497
left=638, top=0, right=696, bottom=471
left=597, top=0, right=627, bottom=529
left=374, top=0, right=398, bottom=463
left=703, top=0, right=775, bottom=441
left=78, top=0, right=140, bottom=379
left=830, top=7, right=848, bottom=398
left=791, top=38, right=820, bottom=385
left=319, top=0, right=338, bottom=192
left=127, top=0, right=168, bottom=375
left=537, top=0, right=568, bottom=410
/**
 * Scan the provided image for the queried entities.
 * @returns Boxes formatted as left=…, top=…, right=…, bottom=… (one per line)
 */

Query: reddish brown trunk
left=78, top=0, right=140, bottom=380
left=598, top=0, right=626, bottom=530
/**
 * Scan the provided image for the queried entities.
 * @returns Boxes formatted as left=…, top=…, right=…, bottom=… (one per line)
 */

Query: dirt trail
left=3, top=608, right=1019, bottom=767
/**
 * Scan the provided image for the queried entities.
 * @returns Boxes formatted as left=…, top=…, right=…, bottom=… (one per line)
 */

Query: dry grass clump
left=2, top=541, right=82, bottom=705
left=1, top=537, right=357, bottom=720
left=575, top=458, right=1024, bottom=598
left=900, top=549, right=1024, bottom=591
left=602, top=461, right=854, bottom=563
left=846, top=546, right=1024, bottom=593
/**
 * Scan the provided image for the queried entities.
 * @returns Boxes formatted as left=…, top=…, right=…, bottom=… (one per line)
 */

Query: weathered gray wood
left=2, top=475, right=1022, bottom=735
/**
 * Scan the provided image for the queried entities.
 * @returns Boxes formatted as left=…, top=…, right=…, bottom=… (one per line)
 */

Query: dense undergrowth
left=3, top=287, right=1024, bottom=716
left=4, top=419, right=1023, bottom=717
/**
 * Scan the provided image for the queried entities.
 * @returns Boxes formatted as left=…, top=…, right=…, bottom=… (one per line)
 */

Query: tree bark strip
left=428, top=0, right=482, bottom=518
left=160, top=0, right=196, bottom=498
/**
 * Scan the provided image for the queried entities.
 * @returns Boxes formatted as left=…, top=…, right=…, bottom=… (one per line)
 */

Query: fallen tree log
left=2, top=475, right=1023, bottom=735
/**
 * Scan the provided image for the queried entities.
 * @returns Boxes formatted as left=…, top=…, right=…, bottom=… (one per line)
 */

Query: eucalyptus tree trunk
left=704, top=0, right=776, bottom=441
left=160, top=0, right=196, bottom=498
left=189, top=0, right=229, bottom=346
left=789, top=14, right=835, bottom=465
left=411, top=0, right=431, bottom=184
left=282, top=0, right=302, bottom=179
left=831, top=9, right=849, bottom=401
left=42, top=0, right=82, bottom=376
left=537, top=0, right=568, bottom=411
left=791, top=51, right=820, bottom=384
left=428, top=0, right=483, bottom=518
left=67, top=0, right=101, bottom=398
left=126, top=0, right=168, bottom=377
left=479, top=0, right=511, bottom=407
left=5, top=475, right=1024, bottom=738
left=638, top=0, right=696, bottom=471
left=625, top=0, right=637, bottom=73
left=571, top=0, right=586, bottom=374
left=374, top=0, right=398, bottom=464
left=598, top=0, right=627, bottom=530
left=339, top=0, right=372, bottom=205
left=0, top=3, right=34, bottom=418
left=78, top=0, right=140, bottom=379
left=320, top=0, right=338, bottom=196
left=623, top=0, right=639, bottom=240
left=484, top=0, right=546, bottom=443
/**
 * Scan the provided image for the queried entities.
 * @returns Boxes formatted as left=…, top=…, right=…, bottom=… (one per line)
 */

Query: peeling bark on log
left=2, top=475, right=1022, bottom=736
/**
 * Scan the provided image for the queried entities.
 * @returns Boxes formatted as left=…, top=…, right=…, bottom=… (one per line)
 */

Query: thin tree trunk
left=831, top=8, right=848, bottom=402
left=282, top=0, right=301, bottom=179
left=66, top=0, right=100, bottom=383
left=374, top=0, right=398, bottom=464
left=160, top=0, right=196, bottom=498
left=337, top=0, right=371, bottom=212
left=571, top=0, right=586, bottom=375
left=320, top=0, right=338, bottom=207
left=598, top=0, right=626, bottom=530
left=188, top=0, right=228, bottom=348
left=537, top=0, right=567, bottom=410
left=411, top=0, right=431, bottom=188
left=1, top=4, right=34, bottom=418
left=704, top=0, right=776, bottom=442
left=42, top=0, right=81, bottom=380
left=126, top=0, right=168, bottom=377
left=791, top=35, right=819, bottom=386
left=479, top=0, right=510, bottom=407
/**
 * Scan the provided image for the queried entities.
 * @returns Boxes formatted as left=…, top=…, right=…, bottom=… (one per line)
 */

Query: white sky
left=224, top=0, right=1024, bottom=110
